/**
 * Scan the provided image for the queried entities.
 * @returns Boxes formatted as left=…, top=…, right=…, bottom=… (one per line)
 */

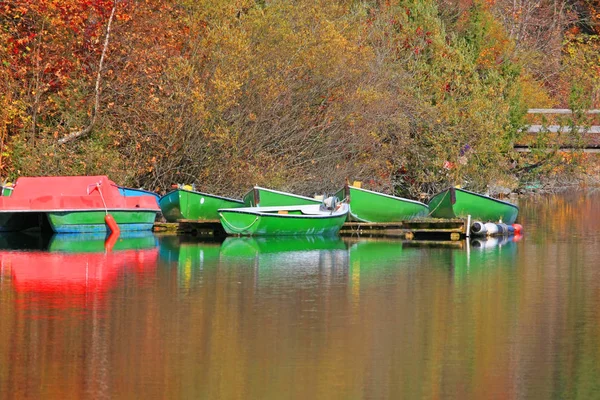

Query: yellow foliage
left=210, top=67, right=245, bottom=112
left=519, top=73, right=555, bottom=108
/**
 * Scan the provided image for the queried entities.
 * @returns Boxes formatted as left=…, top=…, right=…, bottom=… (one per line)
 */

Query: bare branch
left=58, top=0, right=117, bottom=145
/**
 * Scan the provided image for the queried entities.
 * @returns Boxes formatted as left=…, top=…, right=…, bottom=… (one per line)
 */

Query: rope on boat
left=88, top=181, right=108, bottom=215
left=87, top=180, right=120, bottom=235
left=219, top=213, right=259, bottom=233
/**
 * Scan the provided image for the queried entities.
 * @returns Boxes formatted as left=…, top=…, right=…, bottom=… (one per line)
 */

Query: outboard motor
left=320, top=196, right=339, bottom=211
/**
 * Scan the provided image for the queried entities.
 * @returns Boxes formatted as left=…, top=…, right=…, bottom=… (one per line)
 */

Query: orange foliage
left=0, top=0, right=598, bottom=192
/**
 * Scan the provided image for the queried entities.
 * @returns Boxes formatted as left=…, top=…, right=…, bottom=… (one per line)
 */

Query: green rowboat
left=428, top=187, right=519, bottom=224
left=243, top=186, right=321, bottom=207
left=160, top=188, right=244, bottom=222
left=335, top=184, right=428, bottom=222
left=218, top=203, right=348, bottom=236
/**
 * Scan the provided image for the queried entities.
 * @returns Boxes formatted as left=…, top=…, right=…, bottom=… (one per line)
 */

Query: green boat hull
left=335, top=185, right=428, bottom=222
left=47, top=210, right=158, bottom=233
left=243, top=186, right=321, bottom=207
left=219, top=207, right=347, bottom=236
left=428, top=188, right=519, bottom=224
left=160, top=189, right=244, bottom=222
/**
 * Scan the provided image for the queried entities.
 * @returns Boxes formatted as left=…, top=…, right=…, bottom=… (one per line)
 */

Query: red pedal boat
left=0, top=176, right=159, bottom=233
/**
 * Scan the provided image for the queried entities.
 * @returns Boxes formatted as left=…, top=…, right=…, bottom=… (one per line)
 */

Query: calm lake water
left=1, top=191, right=600, bottom=399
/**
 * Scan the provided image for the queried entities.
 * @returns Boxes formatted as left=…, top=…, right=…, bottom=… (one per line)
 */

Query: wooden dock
left=153, top=219, right=227, bottom=237
left=337, top=218, right=467, bottom=240
left=155, top=218, right=469, bottom=240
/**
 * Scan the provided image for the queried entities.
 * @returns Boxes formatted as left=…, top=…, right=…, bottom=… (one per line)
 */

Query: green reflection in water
left=159, top=236, right=222, bottom=266
left=220, top=235, right=347, bottom=258
left=158, top=236, right=222, bottom=289
left=347, top=239, right=422, bottom=271
left=49, top=232, right=158, bottom=253
left=347, top=239, right=423, bottom=294
left=220, top=236, right=348, bottom=283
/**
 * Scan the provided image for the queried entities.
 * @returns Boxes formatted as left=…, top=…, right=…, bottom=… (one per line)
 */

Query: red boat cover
left=0, top=176, right=160, bottom=211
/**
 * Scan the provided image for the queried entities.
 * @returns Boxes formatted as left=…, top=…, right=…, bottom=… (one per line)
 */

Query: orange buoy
left=512, top=223, right=523, bottom=234
left=104, top=231, right=119, bottom=252
left=105, top=213, right=120, bottom=235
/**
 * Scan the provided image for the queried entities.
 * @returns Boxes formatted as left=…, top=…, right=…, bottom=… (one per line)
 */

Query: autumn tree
left=2, top=0, right=124, bottom=177
left=2, top=0, right=595, bottom=195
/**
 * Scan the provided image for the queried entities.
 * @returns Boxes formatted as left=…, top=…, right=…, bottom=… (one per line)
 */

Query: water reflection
left=159, top=235, right=222, bottom=265
left=347, top=239, right=425, bottom=296
left=1, top=232, right=158, bottom=295
left=0, top=231, right=53, bottom=250
left=220, top=236, right=349, bottom=285
left=0, top=232, right=160, bottom=400
left=158, top=236, right=222, bottom=290
left=2, top=190, right=600, bottom=399
left=460, top=236, right=518, bottom=268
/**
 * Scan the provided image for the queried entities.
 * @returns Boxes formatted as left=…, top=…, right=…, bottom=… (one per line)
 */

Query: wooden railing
left=527, top=109, right=600, bottom=114
left=515, top=109, right=600, bottom=152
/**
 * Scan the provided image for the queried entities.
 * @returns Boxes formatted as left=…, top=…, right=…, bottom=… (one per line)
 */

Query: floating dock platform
left=339, top=218, right=467, bottom=241
left=154, top=218, right=469, bottom=240
left=153, top=219, right=226, bottom=237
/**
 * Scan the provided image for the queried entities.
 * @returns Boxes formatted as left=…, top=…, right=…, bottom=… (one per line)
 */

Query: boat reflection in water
left=220, top=236, right=348, bottom=285
left=156, top=236, right=349, bottom=290
left=220, top=236, right=347, bottom=260
left=158, top=235, right=222, bottom=289
left=0, top=231, right=53, bottom=250
left=345, top=239, right=434, bottom=298
left=1, top=232, right=158, bottom=296
left=348, top=239, right=423, bottom=270
left=220, top=236, right=347, bottom=257
left=159, top=236, right=222, bottom=266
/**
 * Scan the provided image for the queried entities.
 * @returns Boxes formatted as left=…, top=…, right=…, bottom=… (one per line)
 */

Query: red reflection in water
left=1, top=248, right=158, bottom=310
